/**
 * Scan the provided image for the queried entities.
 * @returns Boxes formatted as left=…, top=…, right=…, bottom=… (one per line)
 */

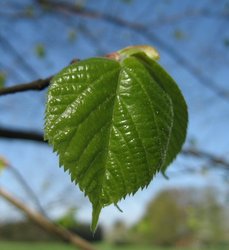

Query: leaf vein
left=119, top=98, right=151, bottom=178
left=63, top=94, right=115, bottom=160
left=51, top=68, right=119, bottom=129
left=125, top=68, right=164, bottom=165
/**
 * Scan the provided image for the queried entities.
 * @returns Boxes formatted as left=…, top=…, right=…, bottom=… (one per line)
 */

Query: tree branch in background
left=36, top=0, right=229, bottom=101
left=0, top=33, right=40, bottom=79
left=0, top=187, right=96, bottom=250
left=0, top=126, right=228, bottom=170
left=37, top=0, right=142, bottom=29
left=0, top=2, right=227, bottom=100
left=8, top=164, right=47, bottom=216
left=182, top=148, right=229, bottom=170
left=0, top=58, right=81, bottom=96
left=37, top=0, right=229, bottom=29
left=139, top=30, right=229, bottom=101
left=0, top=76, right=52, bottom=96
left=0, top=127, right=45, bottom=142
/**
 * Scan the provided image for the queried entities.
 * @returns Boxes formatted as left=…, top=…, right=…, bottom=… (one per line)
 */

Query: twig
left=0, top=76, right=52, bottom=96
left=36, top=0, right=229, bottom=101
left=0, top=33, right=40, bottom=78
left=0, top=126, right=228, bottom=170
left=0, top=1, right=227, bottom=100
left=182, top=148, right=229, bottom=169
left=8, top=164, right=47, bottom=216
left=37, top=0, right=142, bottom=30
left=0, top=187, right=96, bottom=250
left=0, top=127, right=45, bottom=142
left=37, top=0, right=229, bottom=30
left=0, top=58, right=79, bottom=96
left=139, top=30, right=229, bottom=101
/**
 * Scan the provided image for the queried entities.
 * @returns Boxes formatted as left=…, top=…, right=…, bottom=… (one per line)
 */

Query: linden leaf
left=35, top=43, right=46, bottom=59
left=0, top=71, right=6, bottom=89
left=0, top=156, right=8, bottom=173
left=44, top=46, right=188, bottom=231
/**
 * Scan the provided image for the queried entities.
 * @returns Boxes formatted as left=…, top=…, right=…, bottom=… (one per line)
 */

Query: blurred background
left=0, top=0, right=228, bottom=249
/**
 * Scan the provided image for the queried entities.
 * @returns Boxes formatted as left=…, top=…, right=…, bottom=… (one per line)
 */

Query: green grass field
left=0, top=241, right=228, bottom=250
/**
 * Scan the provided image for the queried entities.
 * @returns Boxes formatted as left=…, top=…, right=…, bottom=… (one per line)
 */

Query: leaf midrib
left=99, top=64, right=123, bottom=203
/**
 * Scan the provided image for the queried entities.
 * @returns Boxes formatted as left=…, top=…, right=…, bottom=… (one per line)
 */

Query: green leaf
left=68, top=29, right=77, bottom=43
left=35, top=43, right=46, bottom=59
left=0, top=156, right=8, bottom=173
left=133, top=53, right=188, bottom=172
left=173, top=29, right=186, bottom=40
left=44, top=46, right=188, bottom=231
left=25, top=5, right=35, bottom=17
left=0, top=71, right=6, bottom=88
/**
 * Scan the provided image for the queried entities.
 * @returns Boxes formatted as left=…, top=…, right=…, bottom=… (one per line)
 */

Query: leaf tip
left=91, top=203, right=102, bottom=233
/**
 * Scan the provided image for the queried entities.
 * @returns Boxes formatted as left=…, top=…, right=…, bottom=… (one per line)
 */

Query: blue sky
left=0, top=0, right=228, bottom=227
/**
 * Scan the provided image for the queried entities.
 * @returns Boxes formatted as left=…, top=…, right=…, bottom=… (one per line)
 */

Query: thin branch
left=147, top=8, right=229, bottom=27
left=139, top=30, right=229, bottom=101
left=0, top=127, right=45, bottom=142
left=0, top=126, right=228, bottom=170
left=1, top=1, right=227, bottom=100
left=37, top=0, right=142, bottom=30
left=0, top=58, right=80, bottom=96
left=37, top=0, right=229, bottom=101
left=0, top=61, right=24, bottom=82
left=77, top=23, right=107, bottom=55
left=8, top=164, right=47, bottom=216
left=0, top=187, right=96, bottom=250
left=182, top=148, right=229, bottom=170
left=0, top=76, right=52, bottom=96
left=37, top=0, right=229, bottom=29
left=0, top=33, right=40, bottom=78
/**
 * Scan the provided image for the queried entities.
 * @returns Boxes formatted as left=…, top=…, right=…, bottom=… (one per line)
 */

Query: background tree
left=132, top=187, right=228, bottom=247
